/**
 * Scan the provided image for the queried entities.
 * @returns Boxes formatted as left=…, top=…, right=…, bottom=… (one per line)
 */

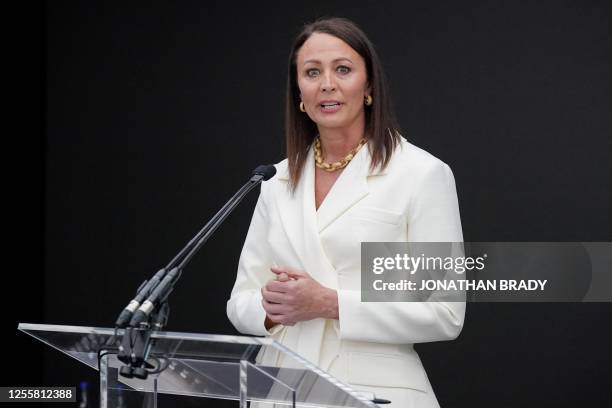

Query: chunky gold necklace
left=313, top=136, right=367, bottom=172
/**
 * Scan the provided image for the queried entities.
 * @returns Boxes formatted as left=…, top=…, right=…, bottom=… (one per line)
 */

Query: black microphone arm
left=124, top=164, right=277, bottom=328
left=164, top=164, right=276, bottom=272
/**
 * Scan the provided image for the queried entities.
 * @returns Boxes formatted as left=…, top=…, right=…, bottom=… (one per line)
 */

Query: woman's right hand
left=263, top=271, right=295, bottom=329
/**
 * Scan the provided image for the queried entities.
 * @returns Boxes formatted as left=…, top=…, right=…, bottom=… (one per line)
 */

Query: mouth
left=319, top=102, right=343, bottom=113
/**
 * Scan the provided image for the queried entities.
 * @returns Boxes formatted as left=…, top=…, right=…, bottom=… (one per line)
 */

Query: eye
left=337, top=65, right=351, bottom=74
left=306, top=68, right=320, bottom=77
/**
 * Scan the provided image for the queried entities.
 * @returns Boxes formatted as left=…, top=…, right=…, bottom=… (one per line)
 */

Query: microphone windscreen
left=253, top=164, right=277, bottom=181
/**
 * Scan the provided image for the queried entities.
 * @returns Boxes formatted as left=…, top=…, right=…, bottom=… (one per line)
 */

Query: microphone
left=120, top=164, right=276, bottom=328
left=116, top=163, right=275, bottom=380
left=115, top=268, right=166, bottom=328
left=251, top=164, right=276, bottom=181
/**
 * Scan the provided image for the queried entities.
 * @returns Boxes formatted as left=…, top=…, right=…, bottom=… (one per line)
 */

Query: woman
left=227, top=17, right=464, bottom=407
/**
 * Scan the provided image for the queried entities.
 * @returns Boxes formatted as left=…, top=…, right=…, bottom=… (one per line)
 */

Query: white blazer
left=227, top=137, right=465, bottom=407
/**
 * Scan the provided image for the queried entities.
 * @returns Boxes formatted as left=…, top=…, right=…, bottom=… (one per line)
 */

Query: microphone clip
left=117, top=302, right=170, bottom=380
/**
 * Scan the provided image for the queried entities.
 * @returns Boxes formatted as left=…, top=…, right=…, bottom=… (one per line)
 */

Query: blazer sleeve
left=337, top=162, right=466, bottom=344
left=226, top=182, right=280, bottom=336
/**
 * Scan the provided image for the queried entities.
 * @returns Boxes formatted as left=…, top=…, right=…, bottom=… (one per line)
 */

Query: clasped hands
left=261, top=266, right=338, bottom=328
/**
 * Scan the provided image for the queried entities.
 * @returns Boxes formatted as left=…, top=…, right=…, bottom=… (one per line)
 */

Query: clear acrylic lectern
left=18, top=323, right=379, bottom=407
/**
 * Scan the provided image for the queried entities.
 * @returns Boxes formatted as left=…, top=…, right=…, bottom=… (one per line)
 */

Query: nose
left=320, top=72, right=336, bottom=92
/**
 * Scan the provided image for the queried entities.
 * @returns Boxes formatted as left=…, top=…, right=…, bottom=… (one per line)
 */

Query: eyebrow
left=303, top=57, right=354, bottom=65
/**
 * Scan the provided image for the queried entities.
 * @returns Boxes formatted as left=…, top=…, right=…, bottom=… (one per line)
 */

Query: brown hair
left=285, top=16, right=402, bottom=191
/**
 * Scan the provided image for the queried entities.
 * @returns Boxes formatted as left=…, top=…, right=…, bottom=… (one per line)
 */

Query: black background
left=4, top=1, right=612, bottom=407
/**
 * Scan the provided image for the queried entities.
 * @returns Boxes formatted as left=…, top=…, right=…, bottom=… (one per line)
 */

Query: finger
left=280, top=265, right=310, bottom=279
left=266, top=279, right=291, bottom=293
left=276, top=272, right=290, bottom=282
left=262, top=299, right=287, bottom=315
left=270, top=266, right=286, bottom=275
left=262, top=286, right=281, bottom=303
left=262, top=287, right=288, bottom=304
left=271, top=266, right=308, bottom=278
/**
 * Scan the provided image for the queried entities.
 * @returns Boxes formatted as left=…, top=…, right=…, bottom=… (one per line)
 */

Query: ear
left=366, top=82, right=372, bottom=96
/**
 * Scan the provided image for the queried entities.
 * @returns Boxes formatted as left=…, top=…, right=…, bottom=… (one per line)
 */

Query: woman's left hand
left=261, top=266, right=339, bottom=326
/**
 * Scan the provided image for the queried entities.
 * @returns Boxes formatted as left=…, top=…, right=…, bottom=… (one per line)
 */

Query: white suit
left=227, top=137, right=465, bottom=407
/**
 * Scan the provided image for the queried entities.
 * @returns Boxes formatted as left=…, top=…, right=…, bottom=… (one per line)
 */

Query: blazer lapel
left=273, top=166, right=305, bottom=273
left=274, top=146, right=336, bottom=288
left=315, top=141, right=372, bottom=233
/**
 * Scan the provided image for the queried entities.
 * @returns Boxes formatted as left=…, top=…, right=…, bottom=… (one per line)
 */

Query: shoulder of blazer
left=395, top=137, right=454, bottom=178
left=256, top=159, right=288, bottom=206
left=273, top=158, right=290, bottom=181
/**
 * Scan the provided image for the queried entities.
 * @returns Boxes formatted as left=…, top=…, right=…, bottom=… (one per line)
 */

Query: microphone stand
left=116, top=166, right=275, bottom=379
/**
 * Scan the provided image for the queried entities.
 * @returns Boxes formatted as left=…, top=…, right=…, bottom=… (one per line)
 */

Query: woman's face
left=296, top=32, right=370, bottom=132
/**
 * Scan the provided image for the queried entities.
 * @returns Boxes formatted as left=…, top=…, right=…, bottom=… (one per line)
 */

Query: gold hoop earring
left=364, top=95, right=373, bottom=106
left=299, top=101, right=306, bottom=112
